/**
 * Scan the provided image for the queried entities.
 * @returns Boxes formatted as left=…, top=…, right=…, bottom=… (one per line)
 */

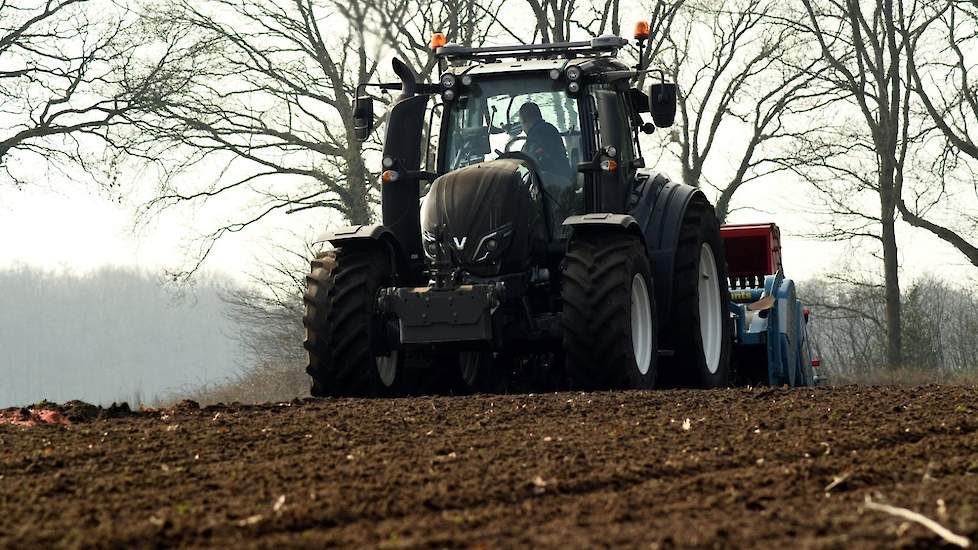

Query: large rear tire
left=661, top=200, right=733, bottom=388
left=561, top=232, right=658, bottom=390
left=303, top=245, right=409, bottom=397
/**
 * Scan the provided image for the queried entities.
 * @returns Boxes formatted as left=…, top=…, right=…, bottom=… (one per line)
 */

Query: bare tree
left=900, top=1, right=978, bottom=267
left=132, top=0, right=502, bottom=278
left=660, top=0, right=828, bottom=222
left=0, top=0, right=184, bottom=186
left=135, top=0, right=385, bottom=233
left=139, top=0, right=508, bottom=391
left=804, top=274, right=978, bottom=381
left=217, top=242, right=317, bottom=400
left=783, top=0, right=939, bottom=367
left=523, top=0, right=578, bottom=42
left=376, top=0, right=506, bottom=65
left=803, top=275, right=888, bottom=376
left=520, top=0, right=682, bottom=72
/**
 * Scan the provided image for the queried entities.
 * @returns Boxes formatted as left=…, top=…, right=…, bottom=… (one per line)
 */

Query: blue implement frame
left=728, top=271, right=814, bottom=387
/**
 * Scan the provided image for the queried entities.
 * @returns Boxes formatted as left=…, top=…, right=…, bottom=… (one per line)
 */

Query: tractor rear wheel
left=303, top=245, right=409, bottom=397
left=661, top=200, right=732, bottom=387
left=561, top=233, right=658, bottom=390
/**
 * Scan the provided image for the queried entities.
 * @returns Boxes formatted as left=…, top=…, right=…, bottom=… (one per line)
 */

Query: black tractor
left=303, top=30, right=732, bottom=397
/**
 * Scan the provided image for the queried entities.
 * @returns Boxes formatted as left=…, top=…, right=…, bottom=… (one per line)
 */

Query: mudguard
left=315, top=224, right=392, bottom=245
left=628, top=174, right=708, bottom=320
left=562, top=213, right=644, bottom=242
left=314, top=224, right=408, bottom=277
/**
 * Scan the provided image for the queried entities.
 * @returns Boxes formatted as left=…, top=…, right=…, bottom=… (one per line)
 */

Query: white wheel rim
left=698, top=243, right=722, bottom=374
left=630, top=273, right=654, bottom=376
left=376, top=351, right=398, bottom=387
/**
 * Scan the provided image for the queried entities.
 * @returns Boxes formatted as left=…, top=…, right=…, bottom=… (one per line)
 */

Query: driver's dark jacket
left=522, top=121, right=572, bottom=180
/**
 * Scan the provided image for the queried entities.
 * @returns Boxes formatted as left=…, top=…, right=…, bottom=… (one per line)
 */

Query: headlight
left=472, top=224, right=513, bottom=263
left=565, top=66, right=582, bottom=81
left=422, top=233, right=443, bottom=260
left=440, top=73, right=457, bottom=89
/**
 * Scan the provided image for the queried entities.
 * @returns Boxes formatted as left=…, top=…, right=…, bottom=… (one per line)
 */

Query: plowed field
left=2, top=386, right=978, bottom=548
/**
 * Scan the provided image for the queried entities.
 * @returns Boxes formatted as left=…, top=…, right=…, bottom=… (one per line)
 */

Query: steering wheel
left=504, top=134, right=527, bottom=152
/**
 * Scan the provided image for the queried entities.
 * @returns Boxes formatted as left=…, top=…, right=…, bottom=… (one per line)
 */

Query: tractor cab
left=438, top=69, right=585, bottom=240
left=351, top=34, right=677, bottom=284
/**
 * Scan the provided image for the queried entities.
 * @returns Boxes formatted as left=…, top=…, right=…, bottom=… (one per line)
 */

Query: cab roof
left=446, top=56, right=630, bottom=77
left=437, top=36, right=633, bottom=78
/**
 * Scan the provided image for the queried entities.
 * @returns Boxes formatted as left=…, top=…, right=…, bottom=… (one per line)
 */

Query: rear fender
left=629, top=176, right=709, bottom=320
left=314, top=224, right=407, bottom=278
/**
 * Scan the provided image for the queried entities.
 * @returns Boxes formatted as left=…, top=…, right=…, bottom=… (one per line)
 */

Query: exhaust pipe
left=381, top=58, right=427, bottom=281
left=391, top=57, right=416, bottom=100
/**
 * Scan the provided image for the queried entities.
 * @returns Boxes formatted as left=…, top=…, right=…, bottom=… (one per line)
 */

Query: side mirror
left=353, top=96, right=374, bottom=142
left=648, top=82, right=677, bottom=128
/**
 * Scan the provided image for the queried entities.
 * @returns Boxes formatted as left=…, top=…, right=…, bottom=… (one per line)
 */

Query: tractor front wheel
left=303, top=250, right=336, bottom=397
left=454, top=351, right=511, bottom=394
left=303, top=245, right=409, bottom=397
left=561, top=232, right=658, bottom=390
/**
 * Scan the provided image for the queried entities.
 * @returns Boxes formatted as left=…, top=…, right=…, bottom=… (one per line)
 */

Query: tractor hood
left=421, top=159, right=544, bottom=276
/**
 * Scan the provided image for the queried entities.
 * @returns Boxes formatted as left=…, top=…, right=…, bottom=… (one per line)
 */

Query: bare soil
left=2, top=386, right=978, bottom=549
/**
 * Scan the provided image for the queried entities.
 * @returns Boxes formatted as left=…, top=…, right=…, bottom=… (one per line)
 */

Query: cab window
left=441, top=76, right=585, bottom=233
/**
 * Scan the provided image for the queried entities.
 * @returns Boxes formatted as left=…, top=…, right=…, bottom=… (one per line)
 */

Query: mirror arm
left=357, top=81, right=441, bottom=95
left=576, top=147, right=618, bottom=174
left=577, top=160, right=599, bottom=174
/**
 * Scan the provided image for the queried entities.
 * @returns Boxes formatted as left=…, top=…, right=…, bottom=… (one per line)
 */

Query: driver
left=518, top=102, right=576, bottom=229
left=518, top=102, right=572, bottom=180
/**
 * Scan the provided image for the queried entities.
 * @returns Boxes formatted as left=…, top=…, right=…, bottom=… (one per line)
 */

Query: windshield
left=442, top=76, right=583, bottom=173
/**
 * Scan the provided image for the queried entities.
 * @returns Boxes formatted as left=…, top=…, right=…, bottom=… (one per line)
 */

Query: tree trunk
left=681, top=162, right=700, bottom=189
left=714, top=188, right=734, bottom=223
left=344, top=141, right=373, bottom=225
left=880, top=169, right=902, bottom=368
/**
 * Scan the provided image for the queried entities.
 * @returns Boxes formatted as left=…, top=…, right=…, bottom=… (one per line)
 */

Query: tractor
left=303, top=25, right=817, bottom=397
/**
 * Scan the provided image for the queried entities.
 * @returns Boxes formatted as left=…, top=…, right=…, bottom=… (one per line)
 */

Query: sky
left=0, top=178, right=326, bottom=281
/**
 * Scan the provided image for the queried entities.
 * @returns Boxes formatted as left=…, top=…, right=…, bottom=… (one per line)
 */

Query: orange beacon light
left=431, top=33, right=447, bottom=50
left=634, top=21, right=650, bottom=40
